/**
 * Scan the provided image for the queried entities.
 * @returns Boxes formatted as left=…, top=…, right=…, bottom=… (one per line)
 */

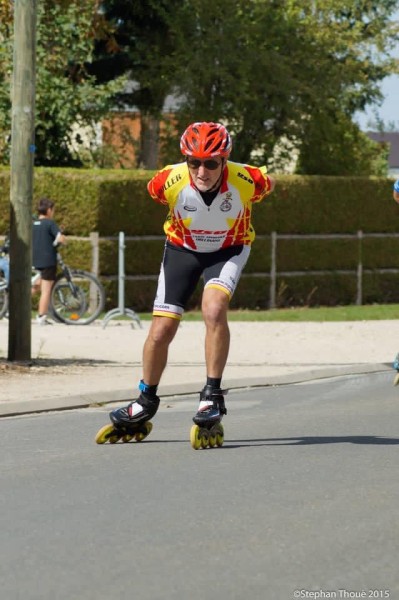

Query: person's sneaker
left=36, top=314, right=53, bottom=326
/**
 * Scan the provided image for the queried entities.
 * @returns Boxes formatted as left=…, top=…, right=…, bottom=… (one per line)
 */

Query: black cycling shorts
left=153, top=241, right=250, bottom=319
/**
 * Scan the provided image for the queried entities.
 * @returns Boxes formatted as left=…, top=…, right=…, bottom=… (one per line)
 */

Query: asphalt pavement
left=2, top=373, right=399, bottom=599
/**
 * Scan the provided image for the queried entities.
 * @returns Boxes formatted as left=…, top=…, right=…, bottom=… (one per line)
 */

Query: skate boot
left=393, top=353, right=399, bottom=386
left=190, top=385, right=227, bottom=450
left=95, top=383, right=160, bottom=444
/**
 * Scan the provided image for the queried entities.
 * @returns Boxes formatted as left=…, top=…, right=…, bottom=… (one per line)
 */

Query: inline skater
left=99, top=122, right=275, bottom=448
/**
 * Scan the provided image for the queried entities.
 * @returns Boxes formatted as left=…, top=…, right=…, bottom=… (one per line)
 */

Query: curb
left=0, top=363, right=392, bottom=418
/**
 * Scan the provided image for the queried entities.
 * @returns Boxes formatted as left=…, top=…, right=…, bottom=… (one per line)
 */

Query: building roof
left=367, top=131, right=399, bottom=168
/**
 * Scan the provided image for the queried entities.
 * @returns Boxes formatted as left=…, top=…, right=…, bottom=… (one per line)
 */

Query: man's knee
left=202, top=288, right=229, bottom=323
left=149, top=316, right=180, bottom=345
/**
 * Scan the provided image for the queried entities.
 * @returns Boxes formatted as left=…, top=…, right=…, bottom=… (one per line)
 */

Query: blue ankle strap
left=139, top=380, right=151, bottom=393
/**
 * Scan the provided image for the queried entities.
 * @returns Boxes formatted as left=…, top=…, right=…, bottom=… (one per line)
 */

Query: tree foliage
left=89, top=0, right=182, bottom=167
left=166, top=0, right=399, bottom=173
left=1, top=0, right=398, bottom=173
left=296, top=109, right=390, bottom=175
left=0, top=0, right=126, bottom=166
left=93, top=0, right=399, bottom=173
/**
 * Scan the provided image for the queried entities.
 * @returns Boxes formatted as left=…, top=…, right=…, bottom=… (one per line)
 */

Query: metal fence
left=9, top=230, right=399, bottom=308
left=267, top=231, right=399, bottom=308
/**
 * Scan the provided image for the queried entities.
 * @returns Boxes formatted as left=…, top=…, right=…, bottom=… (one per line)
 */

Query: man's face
left=187, top=157, right=224, bottom=192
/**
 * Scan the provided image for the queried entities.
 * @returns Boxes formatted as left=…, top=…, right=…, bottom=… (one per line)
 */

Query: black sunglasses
left=187, top=158, right=222, bottom=170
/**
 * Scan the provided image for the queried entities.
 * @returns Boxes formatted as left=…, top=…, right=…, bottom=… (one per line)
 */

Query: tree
left=90, top=0, right=182, bottom=168
left=168, top=0, right=399, bottom=173
left=296, top=109, right=390, bottom=176
left=0, top=0, right=126, bottom=166
left=0, top=0, right=14, bottom=162
left=291, top=0, right=399, bottom=174
left=3, top=0, right=397, bottom=173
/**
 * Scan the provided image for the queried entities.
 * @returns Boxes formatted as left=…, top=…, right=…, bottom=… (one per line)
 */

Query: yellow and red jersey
left=147, top=161, right=273, bottom=253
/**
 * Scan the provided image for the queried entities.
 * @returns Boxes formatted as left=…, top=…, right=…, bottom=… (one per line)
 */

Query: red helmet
left=180, top=122, right=232, bottom=158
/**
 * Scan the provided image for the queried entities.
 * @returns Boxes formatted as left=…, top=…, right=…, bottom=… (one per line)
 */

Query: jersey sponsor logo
left=160, top=173, right=182, bottom=193
left=237, top=172, right=253, bottom=184
left=183, top=204, right=197, bottom=212
left=220, top=193, right=232, bottom=212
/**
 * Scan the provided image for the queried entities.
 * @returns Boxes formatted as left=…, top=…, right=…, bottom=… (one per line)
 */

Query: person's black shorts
left=153, top=241, right=251, bottom=319
left=36, top=266, right=57, bottom=281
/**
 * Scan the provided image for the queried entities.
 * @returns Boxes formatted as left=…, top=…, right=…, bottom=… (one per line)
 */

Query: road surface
left=1, top=372, right=398, bottom=600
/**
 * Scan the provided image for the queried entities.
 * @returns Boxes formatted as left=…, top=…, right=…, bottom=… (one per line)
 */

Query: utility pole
left=8, top=0, right=37, bottom=361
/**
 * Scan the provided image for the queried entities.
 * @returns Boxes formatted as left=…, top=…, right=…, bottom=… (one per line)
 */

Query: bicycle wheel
left=0, top=278, right=8, bottom=319
left=50, top=270, right=105, bottom=325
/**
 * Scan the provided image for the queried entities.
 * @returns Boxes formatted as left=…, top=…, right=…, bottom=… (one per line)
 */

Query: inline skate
left=95, top=386, right=160, bottom=445
left=190, top=385, right=227, bottom=450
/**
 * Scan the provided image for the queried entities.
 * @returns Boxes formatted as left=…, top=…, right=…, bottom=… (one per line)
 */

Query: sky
left=355, top=72, right=399, bottom=131
left=355, top=8, right=399, bottom=132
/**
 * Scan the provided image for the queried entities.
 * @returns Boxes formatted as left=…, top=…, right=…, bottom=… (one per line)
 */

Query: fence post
left=102, top=231, right=142, bottom=329
left=269, top=231, right=277, bottom=309
left=356, top=230, right=363, bottom=305
left=90, top=231, right=99, bottom=277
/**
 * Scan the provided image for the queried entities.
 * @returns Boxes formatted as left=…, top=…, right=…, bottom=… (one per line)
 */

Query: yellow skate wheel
left=95, top=424, right=119, bottom=445
left=122, top=434, right=134, bottom=443
left=208, top=432, right=217, bottom=448
left=200, top=430, right=209, bottom=449
left=394, top=373, right=399, bottom=386
left=135, top=421, right=153, bottom=442
left=190, top=424, right=202, bottom=450
left=215, top=424, right=224, bottom=447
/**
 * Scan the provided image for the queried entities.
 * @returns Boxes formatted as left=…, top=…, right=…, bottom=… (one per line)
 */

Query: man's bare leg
left=106, top=315, right=180, bottom=431
left=142, top=316, right=180, bottom=385
left=201, top=287, right=230, bottom=378
left=191, top=288, right=230, bottom=444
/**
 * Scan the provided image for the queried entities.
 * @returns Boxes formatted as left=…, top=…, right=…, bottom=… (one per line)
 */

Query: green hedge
left=1, top=167, right=397, bottom=236
left=252, top=175, right=399, bottom=234
left=1, top=167, right=398, bottom=310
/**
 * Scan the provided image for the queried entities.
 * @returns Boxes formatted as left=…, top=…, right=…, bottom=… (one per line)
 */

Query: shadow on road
left=226, top=435, right=399, bottom=447
left=93, top=435, right=399, bottom=449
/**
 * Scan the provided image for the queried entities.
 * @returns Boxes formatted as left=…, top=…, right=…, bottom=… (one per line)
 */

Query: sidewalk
left=0, top=318, right=396, bottom=417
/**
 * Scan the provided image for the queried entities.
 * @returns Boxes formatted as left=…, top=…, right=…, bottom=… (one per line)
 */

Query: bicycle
left=49, top=251, right=105, bottom=325
left=0, top=251, right=106, bottom=325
